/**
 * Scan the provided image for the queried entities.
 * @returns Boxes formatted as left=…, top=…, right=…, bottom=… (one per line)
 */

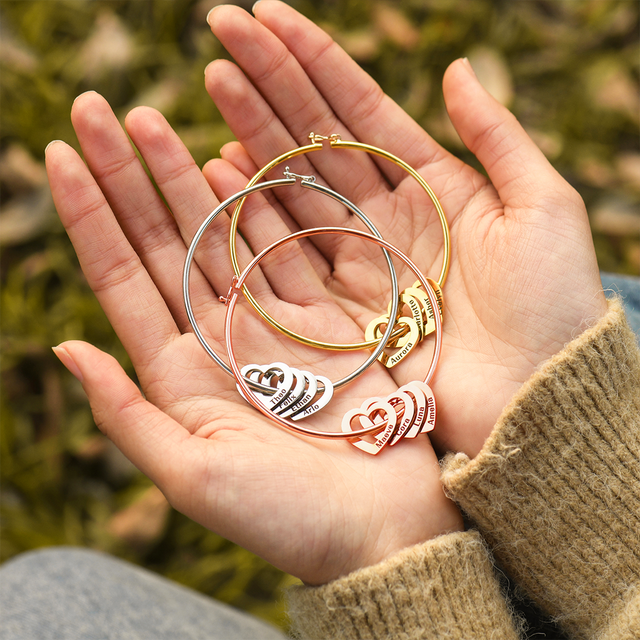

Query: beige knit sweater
left=288, top=300, right=640, bottom=640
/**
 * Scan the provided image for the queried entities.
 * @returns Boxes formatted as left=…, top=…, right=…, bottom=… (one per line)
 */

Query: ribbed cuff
left=287, top=530, right=521, bottom=640
left=442, top=299, right=640, bottom=639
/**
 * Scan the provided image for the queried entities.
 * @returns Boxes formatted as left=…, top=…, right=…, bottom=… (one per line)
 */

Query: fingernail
left=45, top=140, right=64, bottom=155
left=73, top=90, right=98, bottom=103
left=252, top=0, right=262, bottom=13
left=53, top=345, right=84, bottom=383
left=461, top=57, right=477, bottom=78
left=206, top=6, right=222, bottom=25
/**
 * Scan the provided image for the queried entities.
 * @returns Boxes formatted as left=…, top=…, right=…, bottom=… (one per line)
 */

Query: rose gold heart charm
left=387, top=390, right=418, bottom=444
left=391, top=381, right=436, bottom=440
left=341, top=399, right=398, bottom=455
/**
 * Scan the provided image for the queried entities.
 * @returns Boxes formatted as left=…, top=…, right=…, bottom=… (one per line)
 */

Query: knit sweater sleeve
left=287, top=529, right=522, bottom=639
left=441, top=299, right=640, bottom=640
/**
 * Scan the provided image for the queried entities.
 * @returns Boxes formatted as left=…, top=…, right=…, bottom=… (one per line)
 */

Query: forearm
left=442, top=298, right=640, bottom=640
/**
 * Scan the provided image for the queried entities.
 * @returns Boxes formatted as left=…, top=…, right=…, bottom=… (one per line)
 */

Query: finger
left=443, top=58, right=580, bottom=213
left=218, top=140, right=302, bottom=227
left=205, top=58, right=360, bottom=246
left=46, top=141, right=180, bottom=379
left=209, top=144, right=332, bottom=283
left=219, top=140, right=308, bottom=227
left=220, top=141, right=260, bottom=180
left=53, top=340, right=194, bottom=488
left=123, top=106, right=250, bottom=303
left=204, top=156, right=334, bottom=306
left=70, top=92, right=213, bottom=330
left=207, top=5, right=461, bottom=259
left=207, top=6, right=389, bottom=198
left=251, top=1, right=454, bottom=181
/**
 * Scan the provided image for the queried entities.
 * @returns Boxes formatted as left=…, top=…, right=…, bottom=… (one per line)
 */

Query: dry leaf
left=577, top=156, right=617, bottom=189
left=585, top=59, right=639, bottom=122
left=107, top=485, right=170, bottom=546
left=467, top=46, right=514, bottom=107
left=79, top=10, right=135, bottom=82
left=617, top=154, right=640, bottom=192
left=334, top=30, right=381, bottom=62
left=0, top=29, right=38, bottom=73
left=0, top=144, right=48, bottom=194
left=374, top=3, right=420, bottom=50
left=591, top=198, right=640, bottom=236
left=526, top=128, right=564, bottom=161
left=0, top=186, right=54, bottom=247
left=126, top=77, right=185, bottom=114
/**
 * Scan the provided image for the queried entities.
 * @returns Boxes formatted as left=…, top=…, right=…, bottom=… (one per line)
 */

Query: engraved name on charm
left=341, top=381, right=436, bottom=454
left=238, top=363, right=334, bottom=420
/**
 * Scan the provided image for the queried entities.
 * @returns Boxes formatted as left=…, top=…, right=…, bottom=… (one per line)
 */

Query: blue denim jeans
left=1, top=274, right=638, bottom=640
left=601, top=272, right=640, bottom=336
left=0, top=547, right=287, bottom=640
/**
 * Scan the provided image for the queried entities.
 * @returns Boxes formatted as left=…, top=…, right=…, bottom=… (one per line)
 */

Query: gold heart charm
left=386, top=292, right=427, bottom=337
left=402, top=287, right=436, bottom=338
left=411, top=278, right=444, bottom=321
left=377, top=317, right=421, bottom=368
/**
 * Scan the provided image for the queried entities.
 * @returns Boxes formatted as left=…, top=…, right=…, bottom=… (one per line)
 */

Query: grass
left=1, top=0, right=638, bottom=631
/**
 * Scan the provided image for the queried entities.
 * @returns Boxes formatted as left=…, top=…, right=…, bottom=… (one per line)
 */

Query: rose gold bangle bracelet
left=221, top=226, right=442, bottom=455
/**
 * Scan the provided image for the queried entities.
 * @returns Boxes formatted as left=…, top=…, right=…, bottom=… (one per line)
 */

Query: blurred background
left=1, top=0, right=638, bottom=633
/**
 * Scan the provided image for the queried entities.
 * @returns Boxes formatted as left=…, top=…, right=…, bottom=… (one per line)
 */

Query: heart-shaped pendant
left=377, top=317, right=421, bottom=368
left=389, top=381, right=436, bottom=441
left=239, top=362, right=296, bottom=410
left=290, top=375, right=334, bottom=420
left=386, top=389, right=417, bottom=444
left=279, top=369, right=317, bottom=417
left=386, top=292, right=427, bottom=337
left=411, top=278, right=444, bottom=322
left=341, top=381, right=436, bottom=454
left=401, top=287, right=437, bottom=338
left=341, top=399, right=398, bottom=455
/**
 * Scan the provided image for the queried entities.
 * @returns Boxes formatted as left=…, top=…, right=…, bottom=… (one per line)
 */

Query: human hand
left=47, top=91, right=461, bottom=587
left=205, top=1, right=608, bottom=457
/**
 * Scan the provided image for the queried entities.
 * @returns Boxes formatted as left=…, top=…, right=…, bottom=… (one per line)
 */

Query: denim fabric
left=601, top=272, right=640, bottom=337
left=0, top=547, right=287, bottom=640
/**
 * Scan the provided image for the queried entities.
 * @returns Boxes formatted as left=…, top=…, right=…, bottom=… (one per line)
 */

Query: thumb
left=52, top=340, right=191, bottom=492
left=443, top=58, right=573, bottom=211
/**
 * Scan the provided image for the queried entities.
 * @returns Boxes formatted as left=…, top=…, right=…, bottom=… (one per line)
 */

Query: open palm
left=48, top=2, right=606, bottom=587
left=47, top=89, right=458, bottom=587
left=205, top=2, right=607, bottom=457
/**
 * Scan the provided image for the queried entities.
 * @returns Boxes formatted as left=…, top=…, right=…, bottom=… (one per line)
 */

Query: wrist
left=309, top=484, right=463, bottom=587
left=442, top=299, right=640, bottom=637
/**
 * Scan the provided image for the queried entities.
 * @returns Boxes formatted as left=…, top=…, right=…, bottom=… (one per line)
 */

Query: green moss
left=1, top=0, right=638, bottom=631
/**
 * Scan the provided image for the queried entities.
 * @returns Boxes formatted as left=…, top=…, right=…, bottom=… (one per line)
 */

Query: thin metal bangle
left=228, top=133, right=450, bottom=352
left=223, top=226, right=442, bottom=440
left=183, top=176, right=399, bottom=394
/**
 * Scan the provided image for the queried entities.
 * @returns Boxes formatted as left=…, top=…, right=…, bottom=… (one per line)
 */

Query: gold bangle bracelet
left=228, top=133, right=450, bottom=352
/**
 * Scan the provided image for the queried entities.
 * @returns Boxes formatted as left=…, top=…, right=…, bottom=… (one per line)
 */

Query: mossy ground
left=1, top=0, right=638, bottom=631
